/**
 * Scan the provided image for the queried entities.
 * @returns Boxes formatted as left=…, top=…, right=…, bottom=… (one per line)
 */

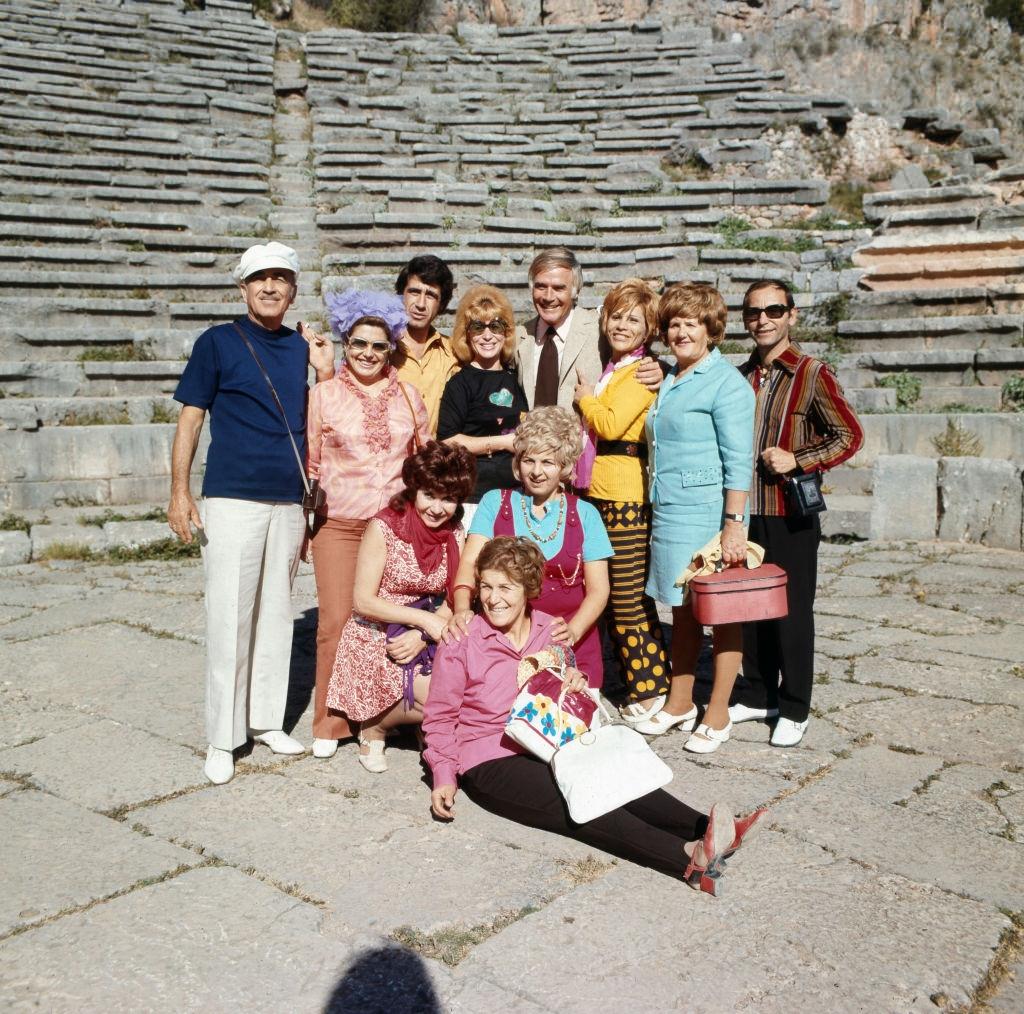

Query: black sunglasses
left=346, top=337, right=391, bottom=354
left=742, top=304, right=790, bottom=321
left=467, top=318, right=509, bottom=337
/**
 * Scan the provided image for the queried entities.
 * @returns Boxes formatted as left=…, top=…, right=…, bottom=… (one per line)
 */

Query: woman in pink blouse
left=423, top=536, right=770, bottom=895
left=307, top=301, right=429, bottom=759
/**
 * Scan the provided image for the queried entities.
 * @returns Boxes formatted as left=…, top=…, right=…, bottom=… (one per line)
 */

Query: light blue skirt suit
left=644, top=347, right=755, bottom=606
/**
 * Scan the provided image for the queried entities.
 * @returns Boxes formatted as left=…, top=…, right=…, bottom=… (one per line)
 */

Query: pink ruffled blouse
left=307, top=365, right=429, bottom=521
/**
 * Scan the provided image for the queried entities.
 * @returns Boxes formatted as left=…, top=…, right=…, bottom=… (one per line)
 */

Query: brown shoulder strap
left=398, top=381, right=424, bottom=451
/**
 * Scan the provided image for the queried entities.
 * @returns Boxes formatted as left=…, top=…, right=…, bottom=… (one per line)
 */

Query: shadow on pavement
left=285, top=606, right=318, bottom=733
left=323, top=945, right=441, bottom=1013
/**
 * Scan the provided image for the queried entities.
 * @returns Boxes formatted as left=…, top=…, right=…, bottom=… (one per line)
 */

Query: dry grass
left=556, top=854, right=616, bottom=887
left=391, top=906, right=538, bottom=967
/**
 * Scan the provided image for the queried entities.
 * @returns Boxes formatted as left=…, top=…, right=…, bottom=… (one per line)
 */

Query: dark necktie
left=534, top=325, right=559, bottom=407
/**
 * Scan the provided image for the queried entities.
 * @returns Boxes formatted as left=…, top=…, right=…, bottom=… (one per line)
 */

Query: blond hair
left=512, top=406, right=583, bottom=476
left=450, top=284, right=517, bottom=366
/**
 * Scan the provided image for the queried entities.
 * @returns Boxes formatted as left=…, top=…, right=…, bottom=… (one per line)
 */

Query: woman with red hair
left=326, top=441, right=477, bottom=773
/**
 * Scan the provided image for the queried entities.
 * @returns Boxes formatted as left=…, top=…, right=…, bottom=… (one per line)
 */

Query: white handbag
left=550, top=700, right=673, bottom=823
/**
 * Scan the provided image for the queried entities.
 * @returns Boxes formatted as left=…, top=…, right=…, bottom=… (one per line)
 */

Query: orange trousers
left=310, top=516, right=368, bottom=740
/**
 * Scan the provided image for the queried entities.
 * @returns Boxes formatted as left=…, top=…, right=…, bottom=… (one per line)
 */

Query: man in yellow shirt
left=391, top=255, right=459, bottom=436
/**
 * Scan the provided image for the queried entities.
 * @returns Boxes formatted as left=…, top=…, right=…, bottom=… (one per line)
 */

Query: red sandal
left=684, top=802, right=736, bottom=897
left=724, top=807, right=771, bottom=860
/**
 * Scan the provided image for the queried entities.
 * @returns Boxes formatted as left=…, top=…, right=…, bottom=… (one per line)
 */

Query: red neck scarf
left=376, top=504, right=461, bottom=603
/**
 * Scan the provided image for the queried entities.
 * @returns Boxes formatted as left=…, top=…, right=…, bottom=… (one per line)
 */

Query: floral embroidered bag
left=505, top=646, right=598, bottom=763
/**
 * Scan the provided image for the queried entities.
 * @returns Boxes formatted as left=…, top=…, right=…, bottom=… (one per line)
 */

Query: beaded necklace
left=518, top=492, right=565, bottom=544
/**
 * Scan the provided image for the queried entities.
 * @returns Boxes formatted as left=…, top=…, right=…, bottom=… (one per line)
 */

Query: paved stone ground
left=1, top=539, right=1022, bottom=1012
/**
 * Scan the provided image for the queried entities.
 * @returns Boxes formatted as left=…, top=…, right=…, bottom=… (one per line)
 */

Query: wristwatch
left=723, top=512, right=745, bottom=523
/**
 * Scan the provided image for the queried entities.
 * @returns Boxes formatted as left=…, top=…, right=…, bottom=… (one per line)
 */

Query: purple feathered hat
left=324, top=288, right=408, bottom=348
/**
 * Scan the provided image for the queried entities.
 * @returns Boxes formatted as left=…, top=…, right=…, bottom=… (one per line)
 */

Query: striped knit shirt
left=739, top=342, right=864, bottom=517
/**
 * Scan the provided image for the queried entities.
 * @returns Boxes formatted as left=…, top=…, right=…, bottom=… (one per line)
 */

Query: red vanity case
left=689, top=564, right=789, bottom=626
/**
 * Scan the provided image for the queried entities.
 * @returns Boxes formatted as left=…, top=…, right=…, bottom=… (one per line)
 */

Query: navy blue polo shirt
left=174, top=316, right=309, bottom=503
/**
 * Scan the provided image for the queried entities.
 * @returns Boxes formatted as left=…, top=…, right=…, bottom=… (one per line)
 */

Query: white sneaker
left=251, top=730, right=305, bottom=755
left=634, top=705, right=698, bottom=737
left=619, top=696, right=666, bottom=725
left=204, top=746, right=234, bottom=785
left=770, top=717, right=809, bottom=748
left=312, top=737, right=338, bottom=759
left=728, top=703, right=779, bottom=724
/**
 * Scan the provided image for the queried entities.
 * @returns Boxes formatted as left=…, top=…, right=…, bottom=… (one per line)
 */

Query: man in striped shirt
left=728, top=279, right=864, bottom=747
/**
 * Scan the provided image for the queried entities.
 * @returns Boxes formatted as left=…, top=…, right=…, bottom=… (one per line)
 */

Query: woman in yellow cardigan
left=573, top=279, right=669, bottom=723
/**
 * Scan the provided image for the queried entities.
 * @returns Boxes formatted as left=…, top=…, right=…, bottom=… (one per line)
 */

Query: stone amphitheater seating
left=1, top=3, right=1022, bottom=545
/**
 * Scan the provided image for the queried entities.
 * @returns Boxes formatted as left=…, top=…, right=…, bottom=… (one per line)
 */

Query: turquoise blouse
left=645, top=348, right=755, bottom=507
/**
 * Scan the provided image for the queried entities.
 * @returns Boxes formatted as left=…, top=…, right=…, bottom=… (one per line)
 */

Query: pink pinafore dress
left=493, top=489, right=603, bottom=688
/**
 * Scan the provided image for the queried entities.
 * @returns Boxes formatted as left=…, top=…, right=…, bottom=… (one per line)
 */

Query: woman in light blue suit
left=637, top=283, right=755, bottom=754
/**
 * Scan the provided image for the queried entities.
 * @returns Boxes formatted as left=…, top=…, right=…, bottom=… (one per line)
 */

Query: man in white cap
left=168, top=242, right=335, bottom=784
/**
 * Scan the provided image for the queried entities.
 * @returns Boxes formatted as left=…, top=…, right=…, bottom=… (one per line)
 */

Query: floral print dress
left=326, top=519, right=454, bottom=723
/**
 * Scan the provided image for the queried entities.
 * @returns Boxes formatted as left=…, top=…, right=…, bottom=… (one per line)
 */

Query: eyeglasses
left=346, top=337, right=391, bottom=354
left=742, top=304, right=790, bottom=321
left=467, top=318, right=508, bottom=337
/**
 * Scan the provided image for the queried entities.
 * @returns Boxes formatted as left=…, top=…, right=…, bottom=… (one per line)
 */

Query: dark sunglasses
left=742, top=303, right=790, bottom=321
left=346, top=337, right=391, bottom=354
left=467, top=318, right=508, bottom=337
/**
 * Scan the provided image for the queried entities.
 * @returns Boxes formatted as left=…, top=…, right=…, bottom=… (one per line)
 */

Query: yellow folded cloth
left=674, top=532, right=766, bottom=594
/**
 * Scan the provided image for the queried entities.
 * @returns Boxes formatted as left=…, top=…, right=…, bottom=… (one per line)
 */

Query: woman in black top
left=438, top=285, right=529, bottom=505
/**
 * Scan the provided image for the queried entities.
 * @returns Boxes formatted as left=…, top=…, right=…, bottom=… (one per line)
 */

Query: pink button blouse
left=307, top=365, right=429, bottom=521
left=422, top=610, right=560, bottom=789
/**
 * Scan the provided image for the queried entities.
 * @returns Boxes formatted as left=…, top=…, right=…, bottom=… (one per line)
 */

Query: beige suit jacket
left=515, top=305, right=602, bottom=411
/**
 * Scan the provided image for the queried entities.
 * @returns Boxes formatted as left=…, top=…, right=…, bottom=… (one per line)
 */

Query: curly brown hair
left=658, top=282, right=728, bottom=348
left=475, top=536, right=546, bottom=600
left=389, top=440, right=477, bottom=519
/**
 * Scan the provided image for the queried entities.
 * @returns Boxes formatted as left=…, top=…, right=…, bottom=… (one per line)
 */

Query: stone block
left=938, top=457, right=1023, bottom=550
left=0, top=530, right=31, bottom=566
left=0, top=790, right=196, bottom=936
left=103, top=520, right=171, bottom=551
left=29, top=524, right=107, bottom=560
left=455, top=832, right=1007, bottom=1012
left=0, top=866, right=359, bottom=1011
left=870, top=455, right=937, bottom=541
left=134, top=773, right=572, bottom=937
left=889, top=164, right=929, bottom=191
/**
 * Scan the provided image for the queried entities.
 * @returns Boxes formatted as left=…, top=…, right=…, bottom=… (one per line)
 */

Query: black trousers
left=460, top=754, right=708, bottom=879
left=736, top=513, right=820, bottom=723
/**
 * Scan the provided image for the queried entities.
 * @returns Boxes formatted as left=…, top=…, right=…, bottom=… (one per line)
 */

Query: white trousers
left=200, top=498, right=304, bottom=750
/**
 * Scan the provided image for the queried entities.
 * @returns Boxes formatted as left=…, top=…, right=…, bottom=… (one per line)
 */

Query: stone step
left=856, top=412, right=1024, bottom=467
left=0, top=422, right=184, bottom=509
left=0, top=394, right=178, bottom=431
left=862, top=184, right=999, bottom=224
left=836, top=348, right=1000, bottom=386
left=850, top=384, right=1004, bottom=414
left=836, top=314, right=1023, bottom=351
left=845, top=287, right=994, bottom=320
left=820, top=494, right=872, bottom=541
left=823, top=463, right=874, bottom=496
